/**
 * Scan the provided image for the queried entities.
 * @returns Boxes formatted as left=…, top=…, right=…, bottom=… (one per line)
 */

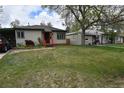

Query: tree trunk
left=81, top=28, right=85, bottom=45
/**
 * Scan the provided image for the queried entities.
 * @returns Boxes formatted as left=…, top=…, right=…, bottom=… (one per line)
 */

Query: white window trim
left=17, top=31, right=25, bottom=39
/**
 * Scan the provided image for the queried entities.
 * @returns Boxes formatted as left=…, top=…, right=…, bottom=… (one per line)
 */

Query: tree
left=100, top=6, right=124, bottom=26
left=0, top=6, right=3, bottom=13
left=0, top=24, right=2, bottom=28
left=10, top=19, right=20, bottom=28
left=40, top=21, right=46, bottom=26
left=0, top=6, right=3, bottom=22
left=70, top=20, right=81, bottom=32
left=42, top=5, right=105, bottom=45
left=47, top=22, right=52, bottom=27
left=42, top=5, right=124, bottom=45
left=99, top=6, right=124, bottom=43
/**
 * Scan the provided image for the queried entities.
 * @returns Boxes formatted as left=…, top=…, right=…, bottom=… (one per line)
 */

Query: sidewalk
left=0, top=52, right=8, bottom=59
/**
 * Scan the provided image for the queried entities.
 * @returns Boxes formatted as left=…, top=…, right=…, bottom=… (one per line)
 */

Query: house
left=115, top=35, right=124, bottom=44
left=101, top=33, right=124, bottom=44
left=66, top=29, right=124, bottom=45
left=66, top=29, right=104, bottom=45
left=0, top=25, right=67, bottom=47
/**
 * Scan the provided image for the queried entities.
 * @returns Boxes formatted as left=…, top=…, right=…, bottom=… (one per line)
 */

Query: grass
left=0, top=45, right=124, bottom=87
left=100, top=43, right=124, bottom=48
left=16, top=44, right=43, bottom=49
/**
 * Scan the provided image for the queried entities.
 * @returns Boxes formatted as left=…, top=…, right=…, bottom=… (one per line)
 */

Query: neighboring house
left=66, top=29, right=124, bottom=45
left=0, top=25, right=67, bottom=47
left=115, top=35, right=124, bottom=44
left=66, top=30, right=104, bottom=45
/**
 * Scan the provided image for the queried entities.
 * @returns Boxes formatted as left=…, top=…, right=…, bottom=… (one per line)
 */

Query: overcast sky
left=0, top=5, right=65, bottom=29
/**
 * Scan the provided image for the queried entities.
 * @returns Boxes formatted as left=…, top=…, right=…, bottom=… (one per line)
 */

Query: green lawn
left=0, top=45, right=124, bottom=87
left=101, top=43, right=124, bottom=48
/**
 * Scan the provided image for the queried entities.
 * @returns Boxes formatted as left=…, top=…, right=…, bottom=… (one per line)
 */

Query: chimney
left=0, top=6, right=3, bottom=12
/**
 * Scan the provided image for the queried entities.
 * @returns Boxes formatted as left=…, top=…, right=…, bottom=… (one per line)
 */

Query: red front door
left=44, top=32, right=50, bottom=43
left=43, top=32, right=54, bottom=47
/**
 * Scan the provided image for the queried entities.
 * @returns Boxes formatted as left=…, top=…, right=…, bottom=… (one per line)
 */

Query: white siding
left=15, top=30, right=66, bottom=45
left=66, top=34, right=81, bottom=45
left=15, top=30, right=42, bottom=45
left=102, top=36, right=108, bottom=44
left=98, top=35, right=102, bottom=44
left=53, top=32, right=66, bottom=44
left=66, top=31, right=124, bottom=45
left=115, top=36, right=123, bottom=43
left=120, top=37, right=123, bottom=43
left=85, top=36, right=93, bottom=45
left=66, top=34, right=94, bottom=45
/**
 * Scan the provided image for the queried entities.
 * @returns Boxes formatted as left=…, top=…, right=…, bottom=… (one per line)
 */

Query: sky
left=0, top=6, right=66, bottom=29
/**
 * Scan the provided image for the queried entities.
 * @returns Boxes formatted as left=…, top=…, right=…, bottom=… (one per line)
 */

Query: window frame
left=57, top=32, right=65, bottom=40
left=17, top=31, right=25, bottom=39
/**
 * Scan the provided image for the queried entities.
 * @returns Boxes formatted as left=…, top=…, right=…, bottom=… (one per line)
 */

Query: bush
left=16, top=44, right=26, bottom=49
left=25, top=40, right=35, bottom=47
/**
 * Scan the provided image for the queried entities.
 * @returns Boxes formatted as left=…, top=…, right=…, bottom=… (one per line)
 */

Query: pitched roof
left=66, top=29, right=104, bottom=36
left=15, top=25, right=66, bottom=32
left=0, top=24, right=66, bottom=32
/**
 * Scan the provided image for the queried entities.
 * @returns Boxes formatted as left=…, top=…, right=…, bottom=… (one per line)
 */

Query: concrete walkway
left=0, top=52, right=8, bottom=59
left=9, top=47, right=55, bottom=54
left=0, top=48, right=54, bottom=59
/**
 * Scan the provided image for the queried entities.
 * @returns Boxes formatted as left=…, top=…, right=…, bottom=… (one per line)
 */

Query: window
left=85, top=38, right=88, bottom=40
left=17, top=31, right=24, bottom=38
left=21, top=31, right=24, bottom=38
left=17, top=32, right=20, bottom=38
left=57, top=32, right=65, bottom=40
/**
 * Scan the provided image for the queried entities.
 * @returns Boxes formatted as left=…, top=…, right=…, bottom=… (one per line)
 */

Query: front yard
left=0, top=45, right=124, bottom=87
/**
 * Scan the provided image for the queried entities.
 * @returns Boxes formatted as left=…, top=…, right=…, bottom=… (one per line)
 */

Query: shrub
left=16, top=43, right=26, bottom=49
left=25, top=40, right=35, bottom=47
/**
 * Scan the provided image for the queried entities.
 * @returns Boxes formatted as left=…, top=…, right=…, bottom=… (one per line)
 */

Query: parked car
left=0, top=36, right=11, bottom=52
